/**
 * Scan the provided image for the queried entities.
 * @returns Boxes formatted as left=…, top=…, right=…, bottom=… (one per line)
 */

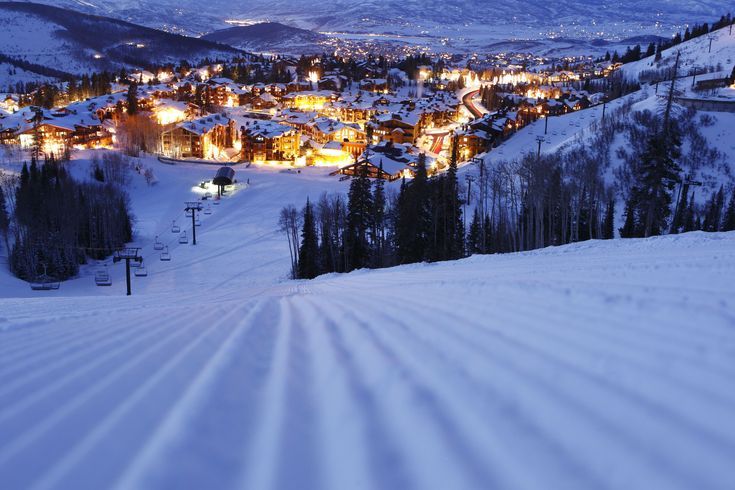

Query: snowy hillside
left=202, top=22, right=326, bottom=54
left=0, top=63, right=56, bottom=91
left=0, top=2, right=243, bottom=75
left=0, top=151, right=734, bottom=488
left=622, top=24, right=735, bottom=82
left=466, top=82, right=735, bottom=214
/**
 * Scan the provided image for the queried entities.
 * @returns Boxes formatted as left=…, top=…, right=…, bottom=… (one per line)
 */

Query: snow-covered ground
left=622, top=24, right=735, bottom=82
left=0, top=151, right=735, bottom=489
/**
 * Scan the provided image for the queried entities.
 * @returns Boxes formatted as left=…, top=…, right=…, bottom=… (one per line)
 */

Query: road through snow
left=1, top=227, right=735, bottom=489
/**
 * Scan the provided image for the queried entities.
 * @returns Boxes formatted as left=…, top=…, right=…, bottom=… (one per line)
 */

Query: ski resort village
left=0, top=1, right=735, bottom=489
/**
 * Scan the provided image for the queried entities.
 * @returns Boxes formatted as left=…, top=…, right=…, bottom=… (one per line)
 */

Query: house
left=251, top=93, right=278, bottom=110
left=1, top=106, right=112, bottom=154
left=452, top=127, right=492, bottom=161
left=371, top=112, right=420, bottom=145
left=336, top=142, right=435, bottom=181
left=161, top=113, right=235, bottom=159
left=306, top=117, right=365, bottom=145
left=359, top=78, right=388, bottom=92
left=240, top=120, right=300, bottom=163
left=282, top=91, right=335, bottom=111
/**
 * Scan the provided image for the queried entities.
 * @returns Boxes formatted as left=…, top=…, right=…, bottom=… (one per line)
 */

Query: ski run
left=0, top=155, right=734, bottom=489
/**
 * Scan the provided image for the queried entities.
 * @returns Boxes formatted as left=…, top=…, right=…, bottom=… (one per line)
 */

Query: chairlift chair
left=179, top=231, right=188, bottom=244
left=171, top=220, right=181, bottom=233
left=204, top=205, right=212, bottom=215
left=94, top=266, right=112, bottom=286
left=160, top=246, right=171, bottom=261
left=30, top=265, right=61, bottom=290
left=30, top=278, right=61, bottom=290
left=195, top=218, right=201, bottom=227
left=154, top=236, right=164, bottom=251
left=205, top=192, right=213, bottom=199
left=134, top=266, right=148, bottom=277
left=213, top=199, right=220, bottom=205
left=185, top=209, right=194, bottom=218
left=30, top=281, right=60, bottom=291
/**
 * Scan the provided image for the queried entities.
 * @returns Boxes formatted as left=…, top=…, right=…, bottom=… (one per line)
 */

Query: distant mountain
left=0, top=2, right=243, bottom=76
left=482, top=35, right=670, bottom=58
left=203, top=22, right=326, bottom=54
left=25, top=0, right=728, bottom=42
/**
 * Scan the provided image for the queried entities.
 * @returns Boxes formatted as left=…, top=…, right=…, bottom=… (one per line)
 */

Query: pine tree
left=682, top=191, right=697, bottom=232
left=396, top=154, right=430, bottom=264
left=0, top=183, right=9, bottom=254
left=444, top=144, right=464, bottom=259
left=297, top=198, right=319, bottom=279
left=645, top=42, right=656, bottom=58
left=619, top=192, right=638, bottom=238
left=127, top=82, right=139, bottom=115
left=633, top=131, right=682, bottom=237
left=722, top=188, right=735, bottom=231
left=346, top=162, right=373, bottom=270
left=371, top=164, right=386, bottom=267
left=467, top=208, right=482, bottom=254
left=602, top=198, right=615, bottom=239
left=702, top=187, right=725, bottom=232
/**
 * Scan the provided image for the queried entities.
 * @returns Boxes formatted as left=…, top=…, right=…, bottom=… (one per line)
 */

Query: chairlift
left=185, top=209, right=194, bottom=218
left=160, top=246, right=171, bottom=261
left=194, top=218, right=201, bottom=227
left=213, top=198, right=220, bottom=205
left=30, top=280, right=61, bottom=291
left=154, top=236, right=164, bottom=251
left=204, top=205, right=212, bottom=215
left=30, top=264, right=61, bottom=290
left=171, top=220, right=181, bottom=233
left=95, top=266, right=112, bottom=286
left=205, top=191, right=213, bottom=199
left=134, top=266, right=148, bottom=277
left=179, top=231, right=188, bottom=244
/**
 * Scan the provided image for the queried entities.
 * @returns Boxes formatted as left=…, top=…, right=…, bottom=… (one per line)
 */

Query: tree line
left=3, top=155, right=133, bottom=282
left=281, top=152, right=464, bottom=280
left=281, top=103, right=735, bottom=280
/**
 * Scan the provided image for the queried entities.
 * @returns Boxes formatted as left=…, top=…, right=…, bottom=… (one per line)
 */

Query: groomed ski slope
left=1, top=203, right=734, bottom=489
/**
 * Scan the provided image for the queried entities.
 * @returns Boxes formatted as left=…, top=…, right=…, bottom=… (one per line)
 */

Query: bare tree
left=278, top=205, right=301, bottom=279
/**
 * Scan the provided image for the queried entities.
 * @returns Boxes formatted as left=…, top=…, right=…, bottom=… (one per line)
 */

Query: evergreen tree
left=297, top=198, right=319, bottom=279
left=619, top=192, right=639, bottom=238
left=0, top=183, right=9, bottom=253
left=444, top=142, right=464, bottom=259
left=483, top=214, right=493, bottom=253
left=371, top=164, right=386, bottom=267
left=602, top=198, right=615, bottom=239
left=722, top=188, right=735, bottom=231
left=346, top=162, right=373, bottom=270
left=126, top=82, right=139, bottom=115
left=682, top=191, right=697, bottom=232
left=645, top=42, right=656, bottom=58
left=467, top=208, right=482, bottom=254
left=396, top=154, right=430, bottom=263
left=702, top=186, right=725, bottom=232
left=633, top=130, right=682, bottom=237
